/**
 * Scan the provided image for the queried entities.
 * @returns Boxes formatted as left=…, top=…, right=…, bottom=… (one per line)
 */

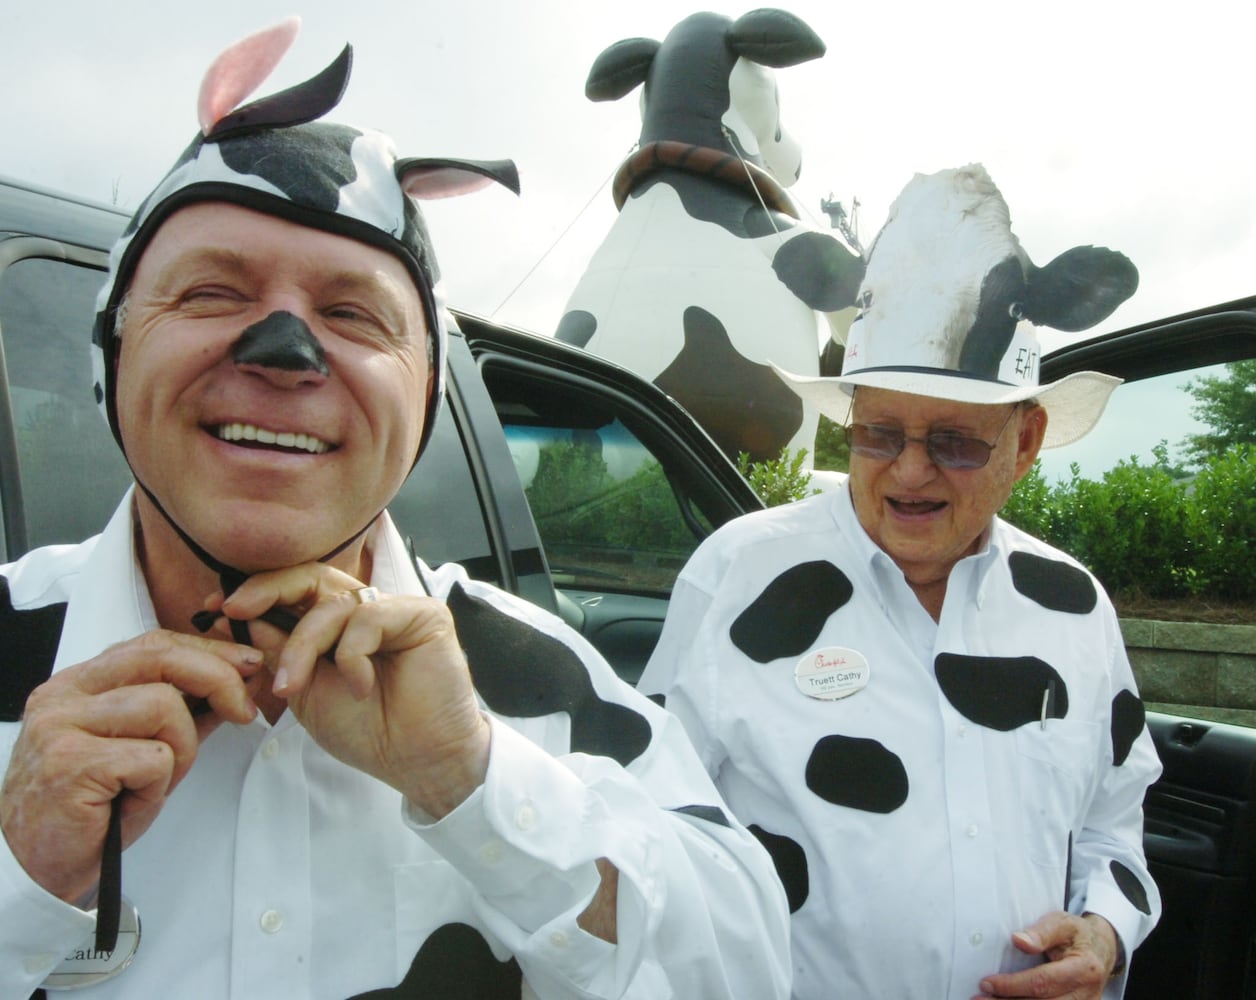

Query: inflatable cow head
left=585, top=8, right=825, bottom=188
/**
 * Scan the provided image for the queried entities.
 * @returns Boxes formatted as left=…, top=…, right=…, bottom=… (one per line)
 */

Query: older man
left=639, top=164, right=1161, bottom=1000
left=0, top=21, right=789, bottom=998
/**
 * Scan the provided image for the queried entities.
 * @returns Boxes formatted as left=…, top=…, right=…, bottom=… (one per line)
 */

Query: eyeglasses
left=844, top=405, right=1019, bottom=470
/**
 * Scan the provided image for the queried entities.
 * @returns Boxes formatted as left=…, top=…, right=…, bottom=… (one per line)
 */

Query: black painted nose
left=232, top=311, right=330, bottom=376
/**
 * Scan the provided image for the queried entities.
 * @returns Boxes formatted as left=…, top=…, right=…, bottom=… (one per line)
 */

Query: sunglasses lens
left=847, top=424, right=904, bottom=459
left=927, top=435, right=991, bottom=470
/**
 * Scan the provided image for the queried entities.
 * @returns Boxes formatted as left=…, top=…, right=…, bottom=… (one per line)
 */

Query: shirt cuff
left=402, top=716, right=605, bottom=928
left=0, top=834, right=95, bottom=989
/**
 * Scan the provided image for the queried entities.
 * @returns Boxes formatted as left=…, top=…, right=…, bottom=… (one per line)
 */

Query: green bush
left=1003, top=443, right=1256, bottom=602
left=736, top=448, right=821, bottom=507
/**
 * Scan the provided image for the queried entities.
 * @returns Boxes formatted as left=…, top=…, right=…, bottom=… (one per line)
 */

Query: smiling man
left=0, top=21, right=789, bottom=999
left=639, top=164, right=1162, bottom=1000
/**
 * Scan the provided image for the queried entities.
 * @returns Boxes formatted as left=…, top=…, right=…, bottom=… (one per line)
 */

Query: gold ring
left=352, top=586, right=380, bottom=605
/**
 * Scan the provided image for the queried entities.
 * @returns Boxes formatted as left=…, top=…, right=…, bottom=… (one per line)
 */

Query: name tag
left=795, top=647, right=870, bottom=700
left=43, top=898, right=140, bottom=991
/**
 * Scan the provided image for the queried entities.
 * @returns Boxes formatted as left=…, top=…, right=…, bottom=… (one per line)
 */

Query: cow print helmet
left=90, top=18, right=518, bottom=469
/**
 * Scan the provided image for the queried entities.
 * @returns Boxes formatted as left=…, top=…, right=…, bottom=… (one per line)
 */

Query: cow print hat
left=88, top=18, right=518, bottom=619
left=773, top=164, right=1135, bottom=448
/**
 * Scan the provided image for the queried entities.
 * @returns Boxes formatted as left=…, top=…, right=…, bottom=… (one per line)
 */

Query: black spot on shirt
left=805, top=734, right=908, bottom=814
left=1111, top=690, right=1146, bottom=767
left=0, top=575, right=65, bottom=721
left=748, top=824, right=809, bottom=912
left=935, top=654, right=1068, bottom=731
left=730, top=561, right=853, bottom=663
left=1111, top=860, right=1152, bottom=915
left=446, top=584, right=651, bottom=767
left=348, top=922, right=521, bottom=998
left=1009, top=551, right=1098, bottom=615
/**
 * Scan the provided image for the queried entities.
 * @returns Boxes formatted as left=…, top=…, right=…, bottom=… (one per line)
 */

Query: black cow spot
left=555, top=309, right=598, bottom=348
left=1009, top=551, right=1098, bottom=615
left=0, top=576, right=65, bottom=722
left=1110, top=860, right=1152, bottom=915
left=805, top=734, right=908, bottom=814
left=220, top=122, right=361, bottom=215
left=730, top=561, right=853, bottom=663
left=748, top=824, right=809, bottom=913
left=672, top=804, right=732, bottom=828
left=935, top=654, right=1068, bottom=731
left=348, top=922, right=521, bottom=998
left=957, top=255, right=1025, bottom=380
left=446, top=584, right=651, bottom=767
left=1111, top=690, right=1146, bottom=767
left=771, top=230, right=864, bottom=311
left=655, top=305, right=803, bottom=463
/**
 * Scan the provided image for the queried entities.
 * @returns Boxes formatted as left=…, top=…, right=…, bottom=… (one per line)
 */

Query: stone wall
left=1122, top=619, right=1256, bottom=727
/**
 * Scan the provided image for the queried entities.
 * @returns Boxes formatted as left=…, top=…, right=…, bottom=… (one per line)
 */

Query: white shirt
left=639, top=485, right=1162, bottom=999
left=0, top=492, right=791, bottom=999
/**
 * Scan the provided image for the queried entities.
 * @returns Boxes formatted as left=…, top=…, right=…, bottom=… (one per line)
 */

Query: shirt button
left=479, top=839, right=503, bottom=865
left=966, top=824, right=979, bottom=838
left=515, top=801, right=537, bottom=831
left=958, top=724, right=969, bottom=738
left=261, top=739, right=279, bottom=760
left=970, top=931, right=984, bottom=947
left=549, top=931, right=569, bottom=949
left=260, top=909, right=284, bottom=934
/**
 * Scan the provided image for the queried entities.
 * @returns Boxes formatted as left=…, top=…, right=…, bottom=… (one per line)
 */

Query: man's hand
left=976, top=911, right=1119, bottom=999
left=0, top=632, right=262, bottom=903
left=217, top=565, right=491, bottom=818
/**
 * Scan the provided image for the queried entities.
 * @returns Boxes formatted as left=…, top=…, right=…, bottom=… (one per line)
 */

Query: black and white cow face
left=725, top=58, right=802, bottom=184
left=587, top=8, right=823, bottom=181
left=847, top=165, right=1138, bottom=382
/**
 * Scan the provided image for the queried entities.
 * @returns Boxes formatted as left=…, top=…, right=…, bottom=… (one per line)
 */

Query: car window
left=387, top=399, right=502, bottom=588
left=1005, top=350, right=1256, bottom=728
left=505, top=416, right=712, bottom=596
left=0, top=252, right=132, bottom=557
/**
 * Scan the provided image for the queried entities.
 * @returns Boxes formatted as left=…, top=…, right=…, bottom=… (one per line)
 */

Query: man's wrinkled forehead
left=129, top=202, right=430, bottom=337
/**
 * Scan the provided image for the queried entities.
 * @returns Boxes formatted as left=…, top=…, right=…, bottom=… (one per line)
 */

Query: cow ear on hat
left=1022, top=245, right=1139, bottom=333
left=397, top=158, right=521, bottom=200
left=197, top=16, right=352, bottom=142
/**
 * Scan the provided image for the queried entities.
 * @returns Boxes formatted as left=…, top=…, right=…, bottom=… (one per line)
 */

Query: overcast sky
left=5, top=0, right=1254, bottom=352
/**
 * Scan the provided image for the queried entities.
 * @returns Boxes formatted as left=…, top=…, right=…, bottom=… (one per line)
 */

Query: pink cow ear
left=198, top=16, right=302, bottom=135
left=397, top=158, right=521, bottom=201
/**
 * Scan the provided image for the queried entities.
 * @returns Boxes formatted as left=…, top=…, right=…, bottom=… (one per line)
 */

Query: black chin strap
left=132, top=479, right=373, bottom=640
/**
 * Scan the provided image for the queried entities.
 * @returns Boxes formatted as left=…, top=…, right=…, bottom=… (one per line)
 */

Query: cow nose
left=232, top=311, right=330, bottom=386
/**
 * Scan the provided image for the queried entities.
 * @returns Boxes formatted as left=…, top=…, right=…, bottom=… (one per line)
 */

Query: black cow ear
left=208, top=44, right=353, bottom=142
left=586, top=37, right=659, bottom=101
left=728, top=8, right=826, bottom=67
left=1022, top=246, right=1139, bottom=332
left=397, top=158, right=520, bottom=200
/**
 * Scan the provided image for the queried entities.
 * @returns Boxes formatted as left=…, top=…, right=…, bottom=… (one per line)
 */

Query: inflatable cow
left=556, top=8, right=864, bottom=464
